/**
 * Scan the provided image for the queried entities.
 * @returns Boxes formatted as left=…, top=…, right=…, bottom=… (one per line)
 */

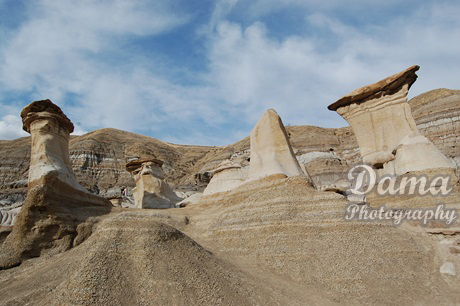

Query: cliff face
left=1, top=89, right=460, bottom=304
left=0, top=137, right=30, bottom=205
left=0, top=88, right=459, bottom=207
left=409, top=88, right=460, bottom=170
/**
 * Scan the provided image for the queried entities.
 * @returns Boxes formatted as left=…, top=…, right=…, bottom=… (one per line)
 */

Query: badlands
left=0, top=66, right=459, bottom=305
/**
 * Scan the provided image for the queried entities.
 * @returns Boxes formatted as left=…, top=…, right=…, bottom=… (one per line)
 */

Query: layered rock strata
left=0, top=211, right=294, bottom=305
left=0, top=100, right=111, bottom=269
left=409, top=89, right=460, bottom=176
left=328, top=66, right=454, bottom=176
left=126, top=158, right=181, bottom=208
left=186, top=174, right=460, bottom=304
left=298, top=152, right=350, bottom=191
left=0, top=205, right=21, bottom=226
left=1, top=88, right=459, bottom=207
left=20, top=100, right=86, bottom=191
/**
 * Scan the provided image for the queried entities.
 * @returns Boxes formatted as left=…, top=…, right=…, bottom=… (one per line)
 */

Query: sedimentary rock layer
left=184, top=174, right=460, bottom=304
left=1, top=87, right=459, bottom=205
left=0, top=211, right=297, bottom=305
left=329, top=66, right=454, bottom=176
left=409, top=88, right=460, bottom=175
left=0, top=100, right=112, bottom=268
left=126, top=158, right=181, bottom=208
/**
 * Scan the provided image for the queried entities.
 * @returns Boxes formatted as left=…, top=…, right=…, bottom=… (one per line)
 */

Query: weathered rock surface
left=0, top=100, right=111, bottom=269
left=126, top=158, right=181, bottom=208
left=249, top=109, right=307, bottom=180
left=0, top=172, right=112, bottom=269
left=182, top=174, right=460, bottom=304
left=0, top=205, right=21, bottom=226
left=409, top=88, right=460, bottom=176
left=0, top=87, right=459, bottom=209
left=298, top=152, right=350, bottom=191
left=202, top=160, right=248, bottom=196
left=329, top=66, right=454, bottom=176
left=21, top=99, right=87, bottom=191
left=176, top=192, right=203, bottom=207
left=0, top=91, right=460, bottom=304
left=0, top=212, right=294, bottom=305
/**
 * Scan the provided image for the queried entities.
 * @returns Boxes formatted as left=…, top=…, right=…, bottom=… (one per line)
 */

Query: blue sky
left=0, top=0, right=459, bottom=145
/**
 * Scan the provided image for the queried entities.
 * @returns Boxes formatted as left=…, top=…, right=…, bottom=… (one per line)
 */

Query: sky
left=0, top=0, right=459, bottom=145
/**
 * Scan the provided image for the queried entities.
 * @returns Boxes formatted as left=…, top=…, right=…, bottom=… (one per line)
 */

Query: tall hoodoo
left=21, top=99, right=86, bottom=191
left=126, top=158, right=181, bottom=208
left=0, top=100, right=111, bottom=269
left=249, top=109, right=307, bottom=180
left=328, top=66, right=454, bottom=175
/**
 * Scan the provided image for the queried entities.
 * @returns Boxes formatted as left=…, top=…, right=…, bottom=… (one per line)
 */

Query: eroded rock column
left=0, top=100, right=111, bottom=269
left=249, top=109, right=308, bottom=180
left=126, top=158, right=181, bottom=208
left=21, top=99, right=86, bottom=191
left=328, top=65, right=454, bottom=176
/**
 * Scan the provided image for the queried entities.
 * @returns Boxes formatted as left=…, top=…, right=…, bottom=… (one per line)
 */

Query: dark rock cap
left=126, top=158, right=164, bottom=172
left=328, top=65, right=419, bottom=111
left=21, top=99, right=74, bottom=133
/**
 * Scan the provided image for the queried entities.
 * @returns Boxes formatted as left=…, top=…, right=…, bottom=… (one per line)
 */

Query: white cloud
left=204, top=0, right=460, bottom=129
left=232, top=0, right=424, bottom=18
left=0, top=1, right=188, bottom=90
left=0, top=114, right=28, bottom=140
left=0, top=0, right=459, bottom=145
left=0, top=0, right=194, bottom=137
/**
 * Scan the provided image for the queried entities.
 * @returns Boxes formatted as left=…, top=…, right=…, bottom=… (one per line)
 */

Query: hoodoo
left=21, top=99, right=87, bottom=190
left=328, top=66, right=454, bottom=176
left=0, top=100, right=111, bottom=269
left=126, top=158, right=181, bottom=208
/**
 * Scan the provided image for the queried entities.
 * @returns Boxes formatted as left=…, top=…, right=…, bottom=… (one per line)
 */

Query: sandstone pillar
left=0, top=100, right=111, bottom=269
left=21, top=99, right=86, bottom=191
left=249, top=109, right=307, bottom=180
left=328, top=66, right=454, bottom=175
left=126, top=158, right=181, bottom=208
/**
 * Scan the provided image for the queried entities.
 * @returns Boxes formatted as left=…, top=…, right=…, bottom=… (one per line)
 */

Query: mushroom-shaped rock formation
left=0, top=100, right=111, bottom=269
left=126, top=158, right=182, bottom=209
left=203, top=160, right=248, bottom=196
left=249, top=109, right=308, bottom=180
left=328, top=66, right=454, bottom=176
left=20, top=99, right=86, bottom=191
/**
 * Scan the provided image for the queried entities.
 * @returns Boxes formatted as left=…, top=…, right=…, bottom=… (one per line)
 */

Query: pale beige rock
left=249, top=109, right=306, bottom=180
left=203, top=160, right=248, bottom=196
left=21, top=100, right=86, bottom=191
left=0, top=206, right=21, bottom=226
left=176, top=192, right=203, bottom=207
left=126, top=158, right=181, bottom=209
left=108, top=197, right=123, bottom=207
left=440, top=262, right=456, bottom=276
left=329, top=66, right=454, bottom=175
left=298, top=152, right=349, bottom=191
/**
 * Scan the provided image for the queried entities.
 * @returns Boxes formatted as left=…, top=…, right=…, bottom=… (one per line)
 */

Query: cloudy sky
left=0, top=0, right=459, bottom=145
